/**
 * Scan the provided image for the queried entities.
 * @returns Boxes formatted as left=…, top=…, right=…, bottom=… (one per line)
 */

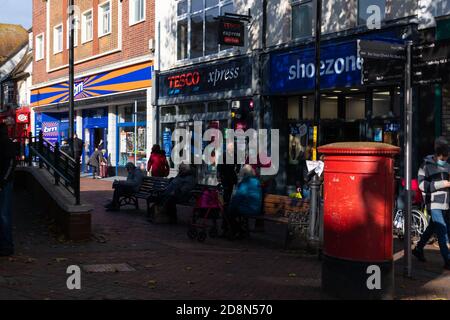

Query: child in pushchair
left=187, top=186, right=224, bottom=242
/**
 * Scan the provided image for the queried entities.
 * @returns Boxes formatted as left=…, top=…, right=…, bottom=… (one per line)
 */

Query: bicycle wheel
left=393, top=209, right=428, bottom=242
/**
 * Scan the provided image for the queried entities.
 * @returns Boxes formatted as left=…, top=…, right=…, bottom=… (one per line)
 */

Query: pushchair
left=187, top=186, right=224, bottom=242
left=393, top=178, right=429, bottom=241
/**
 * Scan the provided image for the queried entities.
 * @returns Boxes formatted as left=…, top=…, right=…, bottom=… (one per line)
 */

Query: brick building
left=31, top=0, right=155, bottom=175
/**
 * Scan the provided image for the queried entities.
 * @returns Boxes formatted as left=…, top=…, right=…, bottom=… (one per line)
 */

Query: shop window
left=179, top=103, right=205, bottom=115
left=207, top=101, right=228, bottom=113
left=118, top=103, right=146, bottom=123
left=358, top=0, right=385, bottom=26
left=118, top=126, right=147, bottom=170
left=161, top=106, right=176, bottom=117
left=301, top=96, right=314, bottom=120
left=321, top=96, right=338, bottom=119
left=373, top=91, right=391, bottom=118
left=288, top=97, right=301, bottom=120
left=291, top=0, right=314, bottom=40
left=345, top=95, right=365, bottom=120
left=176, top=0, right=234, bottom=60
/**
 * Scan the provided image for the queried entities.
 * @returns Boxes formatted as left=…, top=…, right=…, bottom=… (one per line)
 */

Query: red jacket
left=147, top=152, right=170, bottom=177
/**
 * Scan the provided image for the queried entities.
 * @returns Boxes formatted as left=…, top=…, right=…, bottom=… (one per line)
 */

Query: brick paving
left=0, top=177, right=448, bottom=300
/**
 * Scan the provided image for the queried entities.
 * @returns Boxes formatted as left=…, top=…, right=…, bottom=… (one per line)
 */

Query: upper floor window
left=82, top=10, right=93, bottom=43
left=67, top=17, right=79, bottom=48
left=291, top=0, right=314, bottom=39
left=177, top=0, right=234, bottom=61
left=35, top=33, right=44, bottom=61
left=53, top=24, right=63, bottom=54
left=358, top=0, right=385, bottom=26
left=99, top=1, right=111, bottom=37
left=130, top=0, right=146, bottom=25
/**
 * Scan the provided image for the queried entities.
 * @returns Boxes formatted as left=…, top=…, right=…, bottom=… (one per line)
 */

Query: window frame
left=98, top=0, right=112, bottom=38
left=35, top=33, right=45, bottom=61
left=53, top=24, right=63, bottom=54
left=290, top=0, right=314, bottom=40
left=129, top=0, right=146, bottom=26
left=176, top=0, right=234, bottom=61
left=81, top=9, right=94, bottom=44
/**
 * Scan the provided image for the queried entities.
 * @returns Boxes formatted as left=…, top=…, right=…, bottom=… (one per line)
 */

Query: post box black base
left=322, top=255, right=394, bottom=300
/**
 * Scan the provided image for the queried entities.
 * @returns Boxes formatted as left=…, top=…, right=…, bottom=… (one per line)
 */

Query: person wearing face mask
left=413, top=137, right=450, bottom=270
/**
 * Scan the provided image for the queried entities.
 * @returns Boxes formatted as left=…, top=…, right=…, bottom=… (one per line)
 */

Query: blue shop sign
left=270, top=41, right=362, bottom=94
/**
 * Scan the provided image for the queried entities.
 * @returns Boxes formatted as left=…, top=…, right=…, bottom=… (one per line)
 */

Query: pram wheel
left=197, top=231, right=207, bottom=242
left=187, top=226, right=197, bottom=240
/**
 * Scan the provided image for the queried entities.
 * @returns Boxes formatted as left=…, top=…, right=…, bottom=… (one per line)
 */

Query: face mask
left=437, top=160, right=448, bottom=167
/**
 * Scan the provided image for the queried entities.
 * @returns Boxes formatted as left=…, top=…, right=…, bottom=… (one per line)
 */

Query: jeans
left=0, top=182, right=14, bottom=253
left=417, top=209, right=450, bottom=264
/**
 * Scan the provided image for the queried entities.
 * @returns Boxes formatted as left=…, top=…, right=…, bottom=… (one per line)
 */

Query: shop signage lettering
left=159, top=57, right=251, bottom=98
left=74, top=82, right=84, bottom=97
left=168, top=72, right=201, bottom=89
left=207, top=67, right=240, bottom=86
left=288, top=56, right=362, bottom=80
left=218, top=18, right=245, bottom=47
left=269, top=41, right=362, bottom=93
left=43, top=126, right=58, bottom=133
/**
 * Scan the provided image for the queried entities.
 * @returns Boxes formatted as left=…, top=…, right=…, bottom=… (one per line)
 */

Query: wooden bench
left=247, top=194, right=310, bottom=248
left=118, top=176, right=170, bottom=215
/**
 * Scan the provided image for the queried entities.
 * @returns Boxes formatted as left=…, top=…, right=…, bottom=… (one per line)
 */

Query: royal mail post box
left=318, top=142, right=400, bottom=300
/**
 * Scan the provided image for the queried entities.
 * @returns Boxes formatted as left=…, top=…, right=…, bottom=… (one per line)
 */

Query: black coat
left=88, top=150, right=103, bottom=168
left=0, top=137, right=17, bottom=188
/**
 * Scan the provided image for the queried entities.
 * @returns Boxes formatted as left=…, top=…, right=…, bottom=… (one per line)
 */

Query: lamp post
left=308, top=0, right=322, bottom=243
left=68, top=0, right=75, bottom=155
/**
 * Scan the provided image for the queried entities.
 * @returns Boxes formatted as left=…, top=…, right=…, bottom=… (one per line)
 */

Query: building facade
left=155, top=0, right=265, bottom=183
left=260, top=0, right=450, bottom=192
left=155, top=0, right=450, bottom=192
left=0, top=28, right=32, bottom=139
left=31, top=0, right=155, bottom=175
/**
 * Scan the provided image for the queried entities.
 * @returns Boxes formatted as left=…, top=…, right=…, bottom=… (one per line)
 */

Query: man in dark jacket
left=0, top=123, right=16, bottom=256
left=159, top=163, right=196, bottom=224
left=105, top=162, right=144, bottom=211
left=70, top=134, right=83, bottom=162
left=413, top=137, right=450, bottom=270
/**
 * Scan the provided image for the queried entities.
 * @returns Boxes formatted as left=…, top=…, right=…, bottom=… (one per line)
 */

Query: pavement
left=0, top=177, right=449, bottom=300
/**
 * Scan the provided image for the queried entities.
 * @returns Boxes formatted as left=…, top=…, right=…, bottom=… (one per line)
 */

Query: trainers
left=412, top=247, right=427, bottom=262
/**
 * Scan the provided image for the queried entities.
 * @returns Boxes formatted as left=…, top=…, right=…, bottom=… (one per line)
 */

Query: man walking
left=70, top=133, right=83, bottom=163
left=0, top=123, right=16, bottom=256
left=413, top=137, right=450, bottom=270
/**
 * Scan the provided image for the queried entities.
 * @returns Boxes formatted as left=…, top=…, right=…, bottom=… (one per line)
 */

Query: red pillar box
left=318, top=142, right=400, bottom=300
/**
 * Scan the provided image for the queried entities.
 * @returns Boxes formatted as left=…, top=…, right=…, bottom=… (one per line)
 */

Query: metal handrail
left=16, top=131, right=81, bottom=205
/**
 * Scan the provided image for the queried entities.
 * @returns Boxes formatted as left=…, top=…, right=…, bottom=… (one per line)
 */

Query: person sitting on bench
left=156, top=163, right=196, bottom=224
left=105, top=162, right=144, bottom=211
left=226, top=165, right=262, bottom=239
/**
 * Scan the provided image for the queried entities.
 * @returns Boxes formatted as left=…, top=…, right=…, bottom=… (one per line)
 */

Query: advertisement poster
left=42, top=122, right=59, bottom=145
left=162, top=128, right=172, bottom=158
left=289, top=123, right=308, bottom=165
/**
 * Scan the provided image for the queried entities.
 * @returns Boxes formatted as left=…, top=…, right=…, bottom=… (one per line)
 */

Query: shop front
left=263, top=31, right=405, bottom=193
left=157, top=55, right=255, bottom=184
left=31, top=61, right=153, bottom=175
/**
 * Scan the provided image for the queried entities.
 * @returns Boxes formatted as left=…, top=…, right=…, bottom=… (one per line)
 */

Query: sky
left=0, top=0, right=32, bottom=29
